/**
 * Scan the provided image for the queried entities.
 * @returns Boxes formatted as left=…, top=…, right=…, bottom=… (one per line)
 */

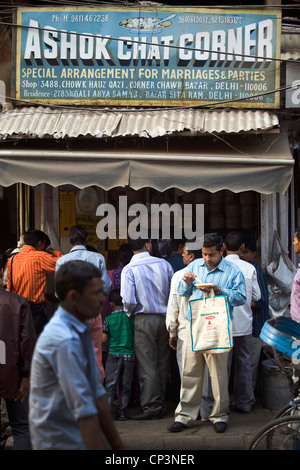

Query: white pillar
left=260, top=193, right=277, bottom=268
left=260, top=190, right=292, bottom=269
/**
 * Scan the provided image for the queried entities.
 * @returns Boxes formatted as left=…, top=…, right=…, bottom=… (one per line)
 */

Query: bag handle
left=204, top=287, right=215, bottom=304
left=10, top=254, right=15, bottom=292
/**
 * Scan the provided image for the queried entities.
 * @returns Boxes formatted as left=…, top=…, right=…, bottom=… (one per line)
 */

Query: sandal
left=117, top=413, right=127, bottom=421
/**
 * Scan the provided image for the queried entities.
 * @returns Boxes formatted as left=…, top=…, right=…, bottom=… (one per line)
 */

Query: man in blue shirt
left=168, top=232, right=246, bottom=434
left=29, top=260, right=126, bottom=450
left=55, top=225, right=111, bottom=295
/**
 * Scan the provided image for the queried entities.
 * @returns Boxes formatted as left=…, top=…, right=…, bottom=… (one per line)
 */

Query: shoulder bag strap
left=10, top=254, right=15, bottom=292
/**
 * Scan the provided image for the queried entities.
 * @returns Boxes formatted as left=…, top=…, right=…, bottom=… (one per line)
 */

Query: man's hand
left=196, top=284, right=221, bottom=295
left=182, top=272, right=196, bottom=285
left=13, top=377, right=30, bottom=402
left=169, top=336, right=178, bottom=350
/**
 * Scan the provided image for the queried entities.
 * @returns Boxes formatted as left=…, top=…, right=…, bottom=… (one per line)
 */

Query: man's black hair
left=24, top=229, right=50, bottom=248
left=128, top=237, right=150, bottom=252
left=55, top=260, right=102, bottom=301
left=119, top=243, right=133, bottom=266
left=169, top=238, right=186, bottom=252
left=243, top=235, right=257, bottom=253
left=203, top=233, right=224, bottom=252
left=186, top=248, right=202, bottom=259
left=225, top=231, right=244, bottom=252
left=109, top=289, right=123, bottom=307
left=69, top=225, right=88, bottom=246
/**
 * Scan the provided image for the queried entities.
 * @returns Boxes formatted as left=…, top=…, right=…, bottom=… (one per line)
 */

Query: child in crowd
left=102, top=289, right=135, bottom=420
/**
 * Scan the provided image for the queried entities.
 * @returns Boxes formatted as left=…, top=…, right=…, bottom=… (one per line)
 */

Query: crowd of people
left=1, top=224, right=299, bottom=450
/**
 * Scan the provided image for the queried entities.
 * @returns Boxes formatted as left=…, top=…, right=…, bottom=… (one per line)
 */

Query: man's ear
left=145, top=240, right=152, bottom=252
left=65, top=289, right=78, bottom=305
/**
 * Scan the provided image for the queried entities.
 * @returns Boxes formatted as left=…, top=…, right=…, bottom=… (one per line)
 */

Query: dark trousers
left=1, top=396, right=31, bottom=450
left=105, top=355, right=135, bottom=415
left=29, top=301, right=47, bottom=337
left=134, top=314, right=170, bottom=416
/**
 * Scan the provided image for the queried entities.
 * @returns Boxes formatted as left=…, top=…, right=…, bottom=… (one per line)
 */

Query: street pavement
left=114, top=400, right=277, bottom=451
left=1, top=399, right=278, bottom=451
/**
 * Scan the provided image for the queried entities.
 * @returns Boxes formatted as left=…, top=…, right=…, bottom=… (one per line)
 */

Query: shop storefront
left=0, top=106, right=294, bottom=268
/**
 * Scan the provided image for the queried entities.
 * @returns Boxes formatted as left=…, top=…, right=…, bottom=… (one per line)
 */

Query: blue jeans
left=105, top=355, right=135, bottom=415
left=3, top=396, right=31, bottom=450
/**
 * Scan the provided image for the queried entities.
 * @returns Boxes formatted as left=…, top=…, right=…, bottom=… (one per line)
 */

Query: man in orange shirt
left=6, top=229, right=63, bottom=336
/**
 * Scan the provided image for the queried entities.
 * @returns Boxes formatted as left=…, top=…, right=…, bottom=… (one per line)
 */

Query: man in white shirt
left=166, top=242, right=202, bottom=378
left=225, top=231, right=261, bottom=414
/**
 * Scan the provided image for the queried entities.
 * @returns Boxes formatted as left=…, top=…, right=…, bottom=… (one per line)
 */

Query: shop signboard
left=286, top=62, right=300, bottom=108
left=15, top=6, right=281, bottom=108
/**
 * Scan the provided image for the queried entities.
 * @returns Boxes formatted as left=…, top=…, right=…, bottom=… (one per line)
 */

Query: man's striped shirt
left=121, top=251, right=174, bottom=317
left=7, top=245, right=63, bottom=303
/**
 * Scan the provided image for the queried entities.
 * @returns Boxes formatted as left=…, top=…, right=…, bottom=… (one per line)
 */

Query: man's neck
left=133, top=248, right=148, bottom=255
left=227, top=251, right=240, bottom=256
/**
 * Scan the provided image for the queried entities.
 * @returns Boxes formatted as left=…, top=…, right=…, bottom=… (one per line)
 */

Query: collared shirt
left=178, top=257, right=247, bottom=321
left=291, top=263, right=300, bottom=322
left=55, top=245, right=111, bottom=295
left=6, top=245, right=63, bottom=303
left=120, top=251, right=174, bottom=316
left=165, top=267, right=189, bottom=341
left=252, top=260, right=270, bottom=337
left=0, top=285, right=36, bottom=397
left=29, top=306, right=106, bottom=450
left=226, top=254, right=261, bottom=336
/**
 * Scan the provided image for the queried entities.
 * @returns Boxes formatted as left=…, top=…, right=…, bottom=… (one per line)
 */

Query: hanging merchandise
left=267, top=231, right=296, bottom=317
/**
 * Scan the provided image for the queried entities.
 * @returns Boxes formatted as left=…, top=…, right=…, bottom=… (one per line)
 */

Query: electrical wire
left=0, top=80, right=299, bottom=113
left=1, top=1, right=300, bottom=9
left=1, top=20, right=300, bottom=65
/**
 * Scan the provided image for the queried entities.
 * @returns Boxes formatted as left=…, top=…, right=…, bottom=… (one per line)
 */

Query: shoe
left=116, top=413, right=127, bottom=421
left=128, top=412, right=153, bottom=420
left=214, top=422, right=227, bottom=433
left=167, top=421, right=188, bottom=433
left=231, top=406, right=250, bottom=414
left=153, top=408, right=166, bottom=419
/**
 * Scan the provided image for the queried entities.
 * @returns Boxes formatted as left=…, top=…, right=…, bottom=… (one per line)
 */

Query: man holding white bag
left=168, top=232, right=246, bottom=434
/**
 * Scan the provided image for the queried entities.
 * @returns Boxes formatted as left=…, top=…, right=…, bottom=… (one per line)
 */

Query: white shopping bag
left=189, top=289, right=233, bottom=353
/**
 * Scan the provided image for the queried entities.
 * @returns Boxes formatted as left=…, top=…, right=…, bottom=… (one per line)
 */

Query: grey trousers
left=134, top=314, right=170, bottom=416
left=229, top=334, right=256, bottom=412
left=251, top=336, right=263, bottom=391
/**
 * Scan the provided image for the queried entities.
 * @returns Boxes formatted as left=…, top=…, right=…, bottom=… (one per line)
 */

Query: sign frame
left=15, top=6, right=282, bottom=108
